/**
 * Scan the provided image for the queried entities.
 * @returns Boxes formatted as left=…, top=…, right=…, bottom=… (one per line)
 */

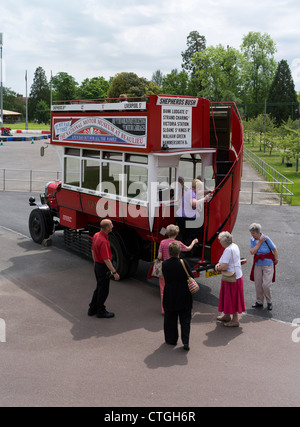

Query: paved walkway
left=0, top=226, right=299, bottom=407
left=240, top=161, right=282, bottom=205
left=1, top=141, right=299, bottom=407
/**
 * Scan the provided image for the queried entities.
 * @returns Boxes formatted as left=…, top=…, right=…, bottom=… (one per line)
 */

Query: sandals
left=217, top=315, right=231, bottom=322
left=224, top=321, right=240, bottom=327
left=217, top=315, right=240, bottom=327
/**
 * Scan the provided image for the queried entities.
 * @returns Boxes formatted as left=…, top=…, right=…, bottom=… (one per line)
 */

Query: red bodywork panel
left=48, top=95, right=244, bottom=266
left=50, top=95, right=211, bottom=153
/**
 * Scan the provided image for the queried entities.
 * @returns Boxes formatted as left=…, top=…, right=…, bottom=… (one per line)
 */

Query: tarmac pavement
left=0, top=139, right=300, bottom=408
left=0, top=226, right=300, bottom=407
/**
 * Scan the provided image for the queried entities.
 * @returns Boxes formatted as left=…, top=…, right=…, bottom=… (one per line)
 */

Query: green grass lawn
left=244, top=141, right=300, bottom=206
left=6, top=122, right=50, bottom=131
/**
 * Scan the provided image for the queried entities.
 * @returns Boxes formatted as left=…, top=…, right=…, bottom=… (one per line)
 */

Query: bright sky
left=1, top=0, right=300, bottom=96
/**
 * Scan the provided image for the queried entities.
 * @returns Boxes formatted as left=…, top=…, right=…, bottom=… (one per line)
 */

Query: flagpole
left=50, top=70, right=53, bottom=112
left=25, top=70, right=28, bottom=130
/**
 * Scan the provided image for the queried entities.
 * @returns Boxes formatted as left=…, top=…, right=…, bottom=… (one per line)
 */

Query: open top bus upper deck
left=42, top=94, right=244, bottom=273
left=51, top=94, right=212, bottom=154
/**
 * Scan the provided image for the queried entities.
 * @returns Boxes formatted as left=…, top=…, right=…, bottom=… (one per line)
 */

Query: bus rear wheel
left=109, top=234, right=129, bottom=279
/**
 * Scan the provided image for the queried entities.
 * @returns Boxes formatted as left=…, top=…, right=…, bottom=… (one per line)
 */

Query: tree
left=35, top=100, right=50, bottom=124
left=52, top=72, right=78, bottom=101
left=181, top=31, right=206, bottom=94
left=193, top=45, right=245, bottom=101
left=29, top=66, right=50, bottom=120
left=181, top=31, right=206, bottom=74
left=3, top=87, right=25, bottom=117
left=241, top=32, right=277, bottom=115
left=108, top=72, right=148, bottom=98
left=78, top=76, right=110, bottom=99
left=144, top=80, right=162, bottom=95
left=162, top=69, right=190, bottom=95
left=267, top=60, right=298, bottom=125
left=284, top=127, right=300, bottom=171
left=244, top=114, right=276, bottom=151
left=151, top=70, right=164, bottom=87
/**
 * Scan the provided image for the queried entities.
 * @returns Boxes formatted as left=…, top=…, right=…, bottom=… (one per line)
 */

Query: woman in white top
left=215, top=231, right=245, bottom=327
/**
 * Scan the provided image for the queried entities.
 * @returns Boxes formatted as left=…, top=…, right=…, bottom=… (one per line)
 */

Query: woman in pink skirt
left=157, top=224, right=198, bottom=314
left=215, top=231, right=246, bottom=327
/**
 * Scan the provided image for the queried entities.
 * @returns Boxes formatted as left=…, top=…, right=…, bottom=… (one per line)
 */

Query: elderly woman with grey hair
left=249, top=223, right=278, bottom=311
left=215, top=231, right=245, bottom=327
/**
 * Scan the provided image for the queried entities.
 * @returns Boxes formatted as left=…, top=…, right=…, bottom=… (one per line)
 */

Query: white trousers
left=254, top=264, right=274, bottom=304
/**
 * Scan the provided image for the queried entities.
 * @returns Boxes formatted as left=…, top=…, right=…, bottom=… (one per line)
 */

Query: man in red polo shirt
left=88, top=219, right=120, bottom=318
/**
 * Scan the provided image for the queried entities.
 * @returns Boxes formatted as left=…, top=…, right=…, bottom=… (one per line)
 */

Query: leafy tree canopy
left=78, top=76, right=110, bottom=99
left=267, top=59, right=298, bottom=124
left=52, top=72, right=78, bottom=101
left=108, top=72, right=148, bottom=99
left=193, top=45, right=245, bottom=101
left=241, top=32, right=277, bottom=106
left=182, top=31, right=206, bottom=74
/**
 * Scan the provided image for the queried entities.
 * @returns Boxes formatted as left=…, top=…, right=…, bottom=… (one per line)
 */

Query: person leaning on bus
left=88, top=219, right=120, bottom=318
left=249, top=223, right=278, bottom=311
left=157, top=224, right=198, bottom=314
left=162, top=241, right=193, bottom=351
left=176, top=179, right=209, bottom=245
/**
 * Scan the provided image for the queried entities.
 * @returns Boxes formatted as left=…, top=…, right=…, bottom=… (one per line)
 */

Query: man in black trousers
left=162, top=241, right=193, bottom=351
left=88, top=219, right=120, bottom=318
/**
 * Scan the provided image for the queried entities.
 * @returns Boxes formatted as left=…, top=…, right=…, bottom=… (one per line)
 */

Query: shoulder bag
left=180, top=259, right=200, bottom=294
left=222, top=249, right=237, bottom=283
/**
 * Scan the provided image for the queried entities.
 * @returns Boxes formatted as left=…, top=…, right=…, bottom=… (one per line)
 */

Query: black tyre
left=109, top=234, right=129, bottom=279
left=126, top=257, right=139, bottom=278
left=29, top=208, right=50, bottom=244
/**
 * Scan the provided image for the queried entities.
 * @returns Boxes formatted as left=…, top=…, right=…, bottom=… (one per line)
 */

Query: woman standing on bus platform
left=157, top=224, right=198, bottom=314
left=176, top=179, right=209, bottom=245
left=215, top=231, right=245, bottom=327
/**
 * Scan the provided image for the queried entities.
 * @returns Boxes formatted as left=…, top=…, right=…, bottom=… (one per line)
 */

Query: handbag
left=152, top=259, right=163, bottom=278
left=222, top=249, right=237, bottom=283
left=180, top=259, right=200, bottom=294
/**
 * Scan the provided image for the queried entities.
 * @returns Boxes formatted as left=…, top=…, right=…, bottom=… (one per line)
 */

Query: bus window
left=125, top=154, right=148, bottom=164
left=125, top=164, right=148, bottom=201
left=178, top=154, right=202, bottom=185
left=103, top=151, right=123, bottom=161
left=101, top=161, right=122, bottom=196
left=64, top=156, right=80, bottom=187
left=65, top=148, right=80, bottom=156
left=82, top=149, right=100, bottom=158
left=157, top=167, right=176, bottom=201
left=82, top=159, right=100, bottom=191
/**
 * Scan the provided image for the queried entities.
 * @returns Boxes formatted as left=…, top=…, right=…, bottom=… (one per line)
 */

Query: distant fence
left=243, top=147, right=294, bottom=205
left=0, top=168, right=61, bottom=192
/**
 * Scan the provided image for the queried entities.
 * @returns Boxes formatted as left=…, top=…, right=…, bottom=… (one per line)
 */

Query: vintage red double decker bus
left=29, top=94, right=244, bottom=278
